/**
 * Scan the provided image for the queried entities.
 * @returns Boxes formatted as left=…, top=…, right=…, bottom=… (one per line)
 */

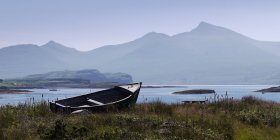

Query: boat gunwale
left=70, top=94, right=133, bottom=109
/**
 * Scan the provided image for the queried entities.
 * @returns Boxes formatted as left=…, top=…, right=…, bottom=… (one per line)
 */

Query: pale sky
left=0, top=0, right=280, bottom=51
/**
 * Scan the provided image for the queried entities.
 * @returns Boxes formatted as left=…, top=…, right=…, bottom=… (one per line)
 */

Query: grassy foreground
left=1, top=96, right=280, bottom=140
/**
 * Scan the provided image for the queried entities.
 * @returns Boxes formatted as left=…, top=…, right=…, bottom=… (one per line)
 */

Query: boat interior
left=55, top=87, right=132, bottom=107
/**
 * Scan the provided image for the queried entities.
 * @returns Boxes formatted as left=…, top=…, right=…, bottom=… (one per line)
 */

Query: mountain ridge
left=1, top=22, right=280, bottom=84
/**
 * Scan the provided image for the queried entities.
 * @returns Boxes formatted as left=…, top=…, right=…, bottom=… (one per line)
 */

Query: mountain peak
left=41, top=41, right=79, bottom=52
left=140, top=32, right=169, bottom=40
left=191, top=21, right=220, bottom=33
left=188, top=21, right=241, bottom=37
left=145, top=32, right=168, bottom=37
left=172, top=21, right=221, bottom=38
left=42, top=40, right=69, bottom=49
left=197, top=21, right=215, bottom=28
left=43, top=40, right=62, bottom=47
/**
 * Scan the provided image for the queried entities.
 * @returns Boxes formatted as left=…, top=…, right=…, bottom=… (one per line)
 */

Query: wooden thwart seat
left=87, top=98, right=104, bottom=105
left=55, top=103, right=67, bottom=107
left=78, top=105, right=91, bottom=107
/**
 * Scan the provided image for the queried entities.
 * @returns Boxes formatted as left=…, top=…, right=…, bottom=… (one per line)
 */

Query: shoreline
left=0, top=90, right=32, bottom=94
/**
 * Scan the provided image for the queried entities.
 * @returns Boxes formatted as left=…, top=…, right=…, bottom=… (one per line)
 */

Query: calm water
left=0, top=85, right=280, bottom=105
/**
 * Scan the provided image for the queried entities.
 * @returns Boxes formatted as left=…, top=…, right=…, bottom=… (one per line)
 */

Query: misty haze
left=1, top=22, right=280, bottom=84
left=1, top=1, right=280, bottom=139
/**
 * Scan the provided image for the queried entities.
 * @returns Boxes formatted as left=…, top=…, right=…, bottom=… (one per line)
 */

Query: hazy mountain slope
left=1, top=21, right=280, bottom=84
left=84, top=32, right=170, bottom=68
left=92, top=22, right=280, bottom=84
left=0, top=44, right=68, bottom=78
left=41, top=41, right=85, bottom=65
left=254, top=41, right=280, bottom=57
left=0, top=41, right=91, bottom=78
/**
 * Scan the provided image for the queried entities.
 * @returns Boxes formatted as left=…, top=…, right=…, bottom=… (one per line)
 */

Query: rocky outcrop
left=173, top=89, right=215, bottom=94
left=256, top=86, right=280, bottom=93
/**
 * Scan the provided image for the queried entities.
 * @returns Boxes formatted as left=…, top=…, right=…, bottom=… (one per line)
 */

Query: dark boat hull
left=50, top=82, right=142, bottom=113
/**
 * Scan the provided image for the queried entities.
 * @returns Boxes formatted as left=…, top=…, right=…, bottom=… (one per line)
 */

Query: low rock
left=173, top=89, right=215, bottom=94
left=255, top=86, right=280, bottom=93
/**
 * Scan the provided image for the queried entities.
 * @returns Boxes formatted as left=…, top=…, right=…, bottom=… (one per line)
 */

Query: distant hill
left=1, top=22, right=280, bottom=84
left=23, top=69, right=132, bottom=84
left=1, top=69, right=132, bottom=88
left=0, top=41, right=82, bottom=78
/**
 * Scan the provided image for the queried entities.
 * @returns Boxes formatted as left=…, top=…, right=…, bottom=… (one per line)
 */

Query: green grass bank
left=1, top=96, right=280, bottom=140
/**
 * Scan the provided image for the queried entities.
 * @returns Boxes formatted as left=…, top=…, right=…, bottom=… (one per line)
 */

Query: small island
left=255, top=86, right=280, bottom=93
left=173, top=89, right=215, bottom=94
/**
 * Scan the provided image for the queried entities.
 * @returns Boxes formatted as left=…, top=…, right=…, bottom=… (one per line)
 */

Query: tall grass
left=0, top=96, right=280, bottom=139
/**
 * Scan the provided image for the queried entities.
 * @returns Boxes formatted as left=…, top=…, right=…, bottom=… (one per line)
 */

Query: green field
left=1, top=96, right=280, bottom=140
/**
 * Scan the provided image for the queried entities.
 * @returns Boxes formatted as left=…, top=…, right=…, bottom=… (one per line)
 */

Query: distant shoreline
left=0, top=89, right=32, bottom=94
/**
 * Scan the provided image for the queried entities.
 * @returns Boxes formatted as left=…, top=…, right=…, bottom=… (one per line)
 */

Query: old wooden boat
left=50, top=82, right=142, bottom=113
